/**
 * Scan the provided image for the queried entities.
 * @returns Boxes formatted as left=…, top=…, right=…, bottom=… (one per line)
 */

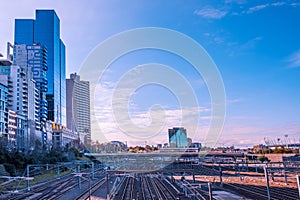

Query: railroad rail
left=223, top=182, right=299, bottom=200
left=120, top=177, right=135, bottom=200
left=74, top=178, right=106, bottom=200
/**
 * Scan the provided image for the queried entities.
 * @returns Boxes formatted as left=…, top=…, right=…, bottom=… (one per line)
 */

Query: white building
left=13, top=44, right=46, bottom=132
left=7, top=110, right=17, bottom=147
left=66, top=73, right=91, bottom=147
left=0, top=45, right=39, bottom=150
left=52, top=122, right=77, bottom=148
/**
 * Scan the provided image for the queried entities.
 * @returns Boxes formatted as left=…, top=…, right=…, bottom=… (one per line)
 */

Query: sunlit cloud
left=228, top=36, right=262, bottom=56
left=219, top=121, right=300, bottom=147
left=245, top=2, right=299, bottom=14
left=227, top=98, right=243, bottom=104
left=90, top=76, right=212, bottom=146
left=247, top=4, right=269, bottom=14
left=271, top=2, right=286, bottom=7
left=224, top=0, right=247, bottom=4
left=286, top=50, right=300, bottom=68
left=194, top=7, right=228, bottom=19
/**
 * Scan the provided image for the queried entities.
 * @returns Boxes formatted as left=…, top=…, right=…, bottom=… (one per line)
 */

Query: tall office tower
left=14, top=44, right=48, bottom=143
left=66, top=73, right=91, bottom=146
left=168, top=127, right=188, bottom=148
left=14, top=9, right=66, bottom=125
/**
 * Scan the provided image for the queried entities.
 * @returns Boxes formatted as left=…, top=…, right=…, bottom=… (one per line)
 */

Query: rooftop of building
left=0, top=59, right=12, bottom=66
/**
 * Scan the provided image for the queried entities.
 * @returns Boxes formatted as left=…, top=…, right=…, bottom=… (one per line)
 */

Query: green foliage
left=3, top=163, right=16, bottom=176
left=70, top=147, right=81, bottom=157
left=272, top=147, right=293, bottom=154
left=257, top=155, right=270, bottom=163
left=0, top=140, right=81, bottom=176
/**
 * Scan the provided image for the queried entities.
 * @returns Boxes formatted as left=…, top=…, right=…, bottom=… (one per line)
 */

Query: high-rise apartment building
left=0, top=56, right=35, bottom=150
left=168, top=127, right=188, bottom=148
left=7, top=110, right=17, bottom=148
left=14, top=44, right=48, bottom=143
left=14, top=9, right=66, bottom=126
left=66, top=73, right=91, bottom=146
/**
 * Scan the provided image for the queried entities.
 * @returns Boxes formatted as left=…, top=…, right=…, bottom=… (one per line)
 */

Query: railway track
left=120, top=177, right=135, bottom=200
left=183, top=180, right=210, bottom=200
left=39, top=178, right=79, bottom=200
left=6, top=176, right=75, bottom=200
left=74, top=178, right=106, bottom=200
left=177, top=163, right=300, bottom=200
left=223, top=182, right=299, bottom=200
left=141, top=175, right=155, bottom=199
left=112, top=174, right=182, bottom=200
left=150, top=176, right=177, bottom=199
left=5, top=168, right=104, bottom=200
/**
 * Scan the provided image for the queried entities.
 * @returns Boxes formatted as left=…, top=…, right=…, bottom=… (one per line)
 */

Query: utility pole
left=106, top=172, right=109, bottom=199
left=192, top=164, right=195, bottom=183
left=296, top=175, right=300, bottom=199
left=208, top=182, right=213, bottom=200
left=283, top=162, right=288, bottom=185
left=27, top=165, right=30, bottom=191
left=57, top=164, right=60, bottom=179
left=92, top=162, right=95, bottom=180
left=89, top=175, right=91, bottom=200
left=264, top=166, right=271, bottom=200
left=219, top=163, right=223, bottom=187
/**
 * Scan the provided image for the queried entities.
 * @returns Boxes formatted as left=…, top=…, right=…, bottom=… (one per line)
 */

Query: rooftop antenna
left=284, top=134, right=288, bottom=148
left=7, top=42, right=14, bottom=61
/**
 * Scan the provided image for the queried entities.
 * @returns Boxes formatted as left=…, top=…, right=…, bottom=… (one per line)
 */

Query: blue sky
left=0, top=0, right=299, bottom=147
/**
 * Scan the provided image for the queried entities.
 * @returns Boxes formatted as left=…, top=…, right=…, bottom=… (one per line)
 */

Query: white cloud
left=214, top=37, right=224, bottom=44
left=290, top=2, right=300, bottom=6
left=247, top=4, right=269, bottom=14
left=194, top=7, right=228, bottom=19
left=219, top=122, right=300, bottom=148
left=227, top=98, right=243, bottom=104
left=228, top=36, right=262, bottom=56
left=246, top=2, right=299, bottom=14
left=90, top=78, right=213, bottom=146
left=271, top=2, right=286, bottom=7
left=224, top=0, right=247, bottom=4
left=286, top=50, right=300, bottom=68
left=202, top=31, right=229, bottom=46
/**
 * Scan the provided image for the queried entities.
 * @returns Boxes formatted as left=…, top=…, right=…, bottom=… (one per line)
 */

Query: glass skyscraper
left=168, top=127, right=188, bottom=148
left=14, top=10, right=66, bottom=125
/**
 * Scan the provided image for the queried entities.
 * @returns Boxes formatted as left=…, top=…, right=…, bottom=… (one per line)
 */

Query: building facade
left=7, top=110, right=17, bottom=148
left=14, top=9, right=66, bottom=126
left=0, top=56, right=39, bottom=150
left=52, top=122, right=77, bottom=148
left=13, top=44, right=48, bottom=144
left=168, top=127, right=188, bottom=148
left=0, top=83, right=8, bottom=139
left=66, top=73, right=91, bottom=147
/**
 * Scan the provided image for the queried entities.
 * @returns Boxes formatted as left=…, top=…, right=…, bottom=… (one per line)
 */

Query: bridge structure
left=264, top=135, right=300, bottom=149
left=85, top=151, right=246, bottom=170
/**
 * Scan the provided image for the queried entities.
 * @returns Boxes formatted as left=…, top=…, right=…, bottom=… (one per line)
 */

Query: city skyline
left=0, top=0, right=299, bottom=147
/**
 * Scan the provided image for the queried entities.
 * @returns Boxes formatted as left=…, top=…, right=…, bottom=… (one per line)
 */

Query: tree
left=257, top=155, right=270, bottom=163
